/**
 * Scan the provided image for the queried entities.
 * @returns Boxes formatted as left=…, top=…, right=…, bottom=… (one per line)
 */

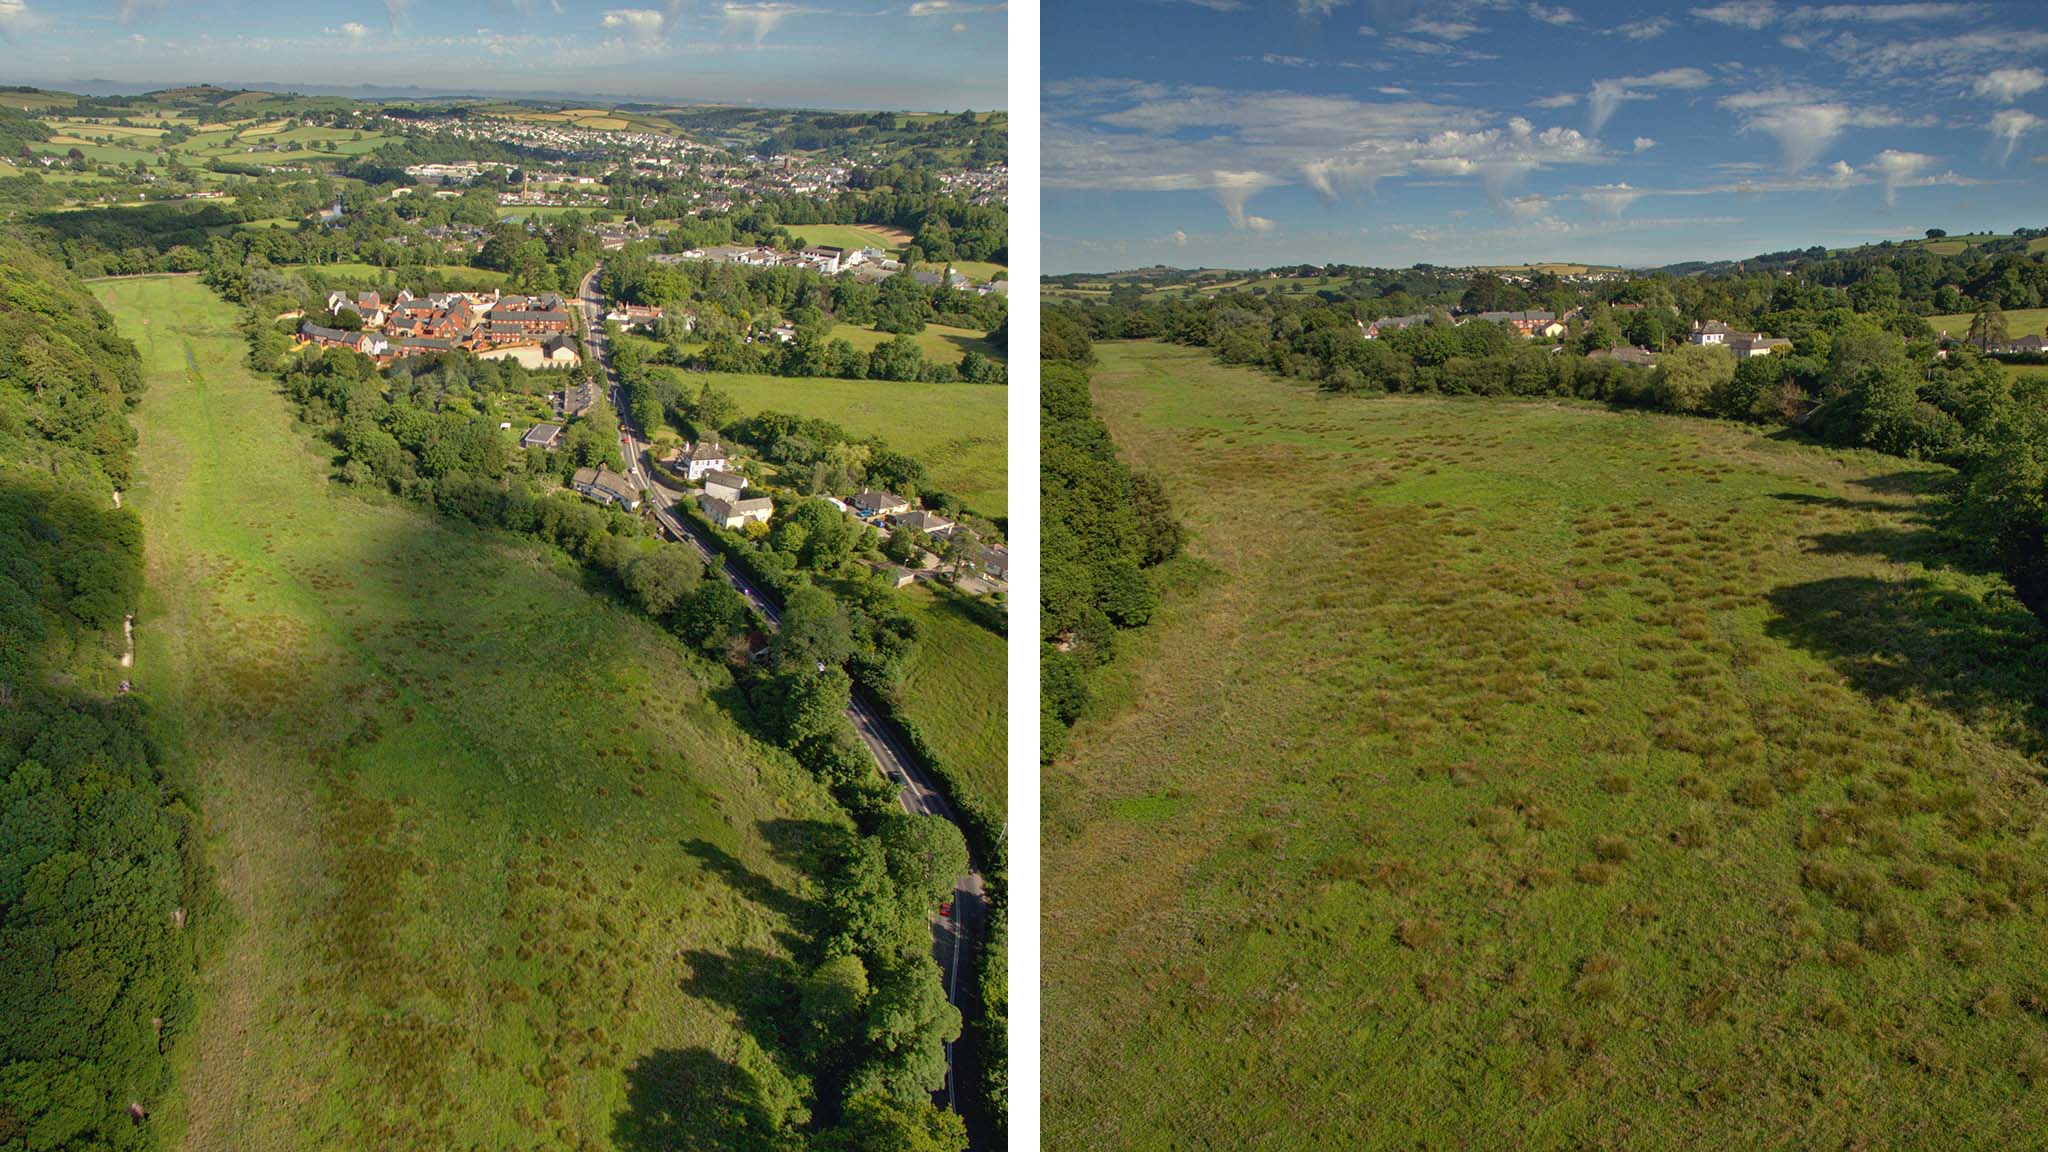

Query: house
left=558, top=382, right=599, bottom=418
left=868, top=562, right=916, bottom=588
left=800, top=245, right=845, bottom=274
left=1726, top=333, right=1791, bottom=357
left=1688, top=320, right=1737, bottom=346
left=327, top=290, right=388, bottom=328
left=572, top=467, right=640, bottom=511
left=1588, top=346, right=1659, bottom=367
left=1363, top=313, right=1430, bottom=339
left=486, top=302, right=573, bottom=337
left=521, top=422, right=564, bottom=451
left=540, top=334, right=582, bottom=368
left=893, top=509, right=955, bottom=539
left=298, top=321, right=386, bottom=358
left=702, top=470, right=749, bottom=502
left=605, top=303, right=665, bottom=328
left=673, top=441, right=729, bottom=481
left=1475, top=310, right=1564, bottom=338
left=698, top=492, right=775, bottom=529
left=980, top=544, right=1008, bottom=581
left=849, top=489, right=910, bottom=518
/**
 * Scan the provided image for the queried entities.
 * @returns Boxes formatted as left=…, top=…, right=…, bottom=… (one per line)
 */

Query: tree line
left=1039, top=312, right=1184, bottom=761
left=0, top=235, right=223, bottom=1152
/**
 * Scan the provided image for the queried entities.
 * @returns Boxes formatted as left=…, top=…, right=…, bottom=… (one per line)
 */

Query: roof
left=680, top=442, right=727, bottom=463
left=702, top=469, right=748, bottom=489
left=300, top=321, right=355, bottom=343
left=521, top=422, right=563, bottom=445
left=573, top=467, right=637, bottom=500
left=896, top=510, right=953, bottom=532
left=849, top=490, right=906, bottom=512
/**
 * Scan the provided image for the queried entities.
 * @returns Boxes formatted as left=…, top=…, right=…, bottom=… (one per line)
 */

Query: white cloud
left=1826, top=29, right=2048, bottom=79
left=1046, top=82, right=1609, bottom=227
left=949, top=20, right=964, bottom=31
left=1720, top=87, right=1904, bottom=170
left=1692, top=1, right=1777, bottom=28
left=1789, top=3, right=1982, bottom=21
left=1633, top=136, right=1656, bottom=151
left=1615, top=16, right=1669, bottom=37
left=1973, top=67, right=2048, bottom=103
left=1245, top=215, right=1277, bottom=234
left=1587, top=67, right=1711, bottom=134
left=1501, top=192, right=1552, bottom=219
left=602, top=7, right=669, bottom=44
left=1527, top=3, right=1576, bottom=25
left=1298, top=0, right=1345, bottom=15
left=1532, top=92, right=1578, bottom=108
left=1868, top=147, right=1930, bottom=203
left=1990, top=108, right=2042, bottom=164
left=1408, top=17, right=1479, bottom=40
left=723, top=2, right=803, bottom=44
left=1172, top=230, right=1188, bottom=246
left=1583, top=182, right=1641, bottom=217
left=383, top=0, right=409, bottom=32
left=909, top=0, right=1005, bottom=14
left=0, top=0, right=33, bottom=39
left=327, top=20, right=370, bottom=42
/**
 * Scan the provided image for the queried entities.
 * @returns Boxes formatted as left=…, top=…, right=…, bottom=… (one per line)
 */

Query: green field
left=102, top=276, right=843, bottom=1151
left=785, top=223, right=908, bottom=255
left=833, top=321, right=1004, bottom=366
left=896, top=584, right=1006, bottom=823
left=1931, top=308, right=2048, bottom=340
left=695, top=370, right=1007, bottom=518
left=1045, top=342, right=2048, bottom=1149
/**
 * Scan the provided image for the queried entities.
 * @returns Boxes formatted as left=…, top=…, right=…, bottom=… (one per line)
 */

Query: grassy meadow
left=694, top=370, right=1008, bottom=518
left=832, top=320, right=1004, bottom=366
left=1931, top=308, right=2048, bottom=340
left=104, top=275, right=845, bottom=1151
left=1043, top=341, right=2048, bottom=1150
left=895, top=584, right=1007, bottom=824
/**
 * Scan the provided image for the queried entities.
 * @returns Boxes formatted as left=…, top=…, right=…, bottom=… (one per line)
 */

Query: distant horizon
left=4, top=77, right=1009, bottom=115
left=0, top=0, right=1006, bottom=113
left=1043, top=0, right=2048, bottom=274
left=1045, top=221, right=2036, bottom=277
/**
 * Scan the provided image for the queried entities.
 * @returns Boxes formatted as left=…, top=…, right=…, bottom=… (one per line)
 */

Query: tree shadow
left=680, top=945, right=805, bottom=1060
left=1850, top=469, right=1951, bottom=497
left=926, top=578, right=1006, bottom=639
left=681, top=837, right=817, bottom=947
left=1770, top=491, right=1902, bottom=514
left=612, top=1046, right=796, bottom=1152
left=1765, top=575, right=2048, bottom=756
left=1801, top=526, right=1998, bottom=576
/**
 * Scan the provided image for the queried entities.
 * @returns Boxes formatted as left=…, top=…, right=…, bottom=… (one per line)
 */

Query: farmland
left=1930, top=308, right=2048, bottom=340
left=895, top=584, right=1007, bottom=824
left=1044, top=341, right=2048, bottom=1150
left=693, top=370, right=1008, bottom=518
left=104, top=275, right=842, bottom=1151
left=832, top=320, right=1005, bottom=366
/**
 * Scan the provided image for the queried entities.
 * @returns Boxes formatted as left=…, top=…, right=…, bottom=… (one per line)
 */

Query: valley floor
left=1044, top=341, right=2048, bottom=1150
left=106, top=275, right=842, bottom=1151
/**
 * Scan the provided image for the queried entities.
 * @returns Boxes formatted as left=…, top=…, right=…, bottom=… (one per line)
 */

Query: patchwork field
left=1044, top=341, right=2048, bottom=1149
left=1931, top=308, right=2048, bottom=340
left=103, top=276, right=844, bottom=1151
left=833, top=320, right=1004, bottom=366
left=785, top=223, right=911, bottom=254
left=697, top=370, right=1008, bottom=518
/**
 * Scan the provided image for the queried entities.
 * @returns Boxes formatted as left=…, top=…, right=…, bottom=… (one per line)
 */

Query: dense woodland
left=1057, top=236, right=2048, bottom=637
left=0, top=238, right=221, bottom=1150
left=1039, top=313, right=1183, bottom=761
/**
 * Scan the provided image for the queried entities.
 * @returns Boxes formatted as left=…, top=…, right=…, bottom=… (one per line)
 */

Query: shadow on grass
left=681, top=836, right=818, bottom=947
left=1765, top=574, right=2048, bottom=757
left=680, top=946, right=804, bottom=1063
left=924, top=578, right=1006, bottom=638
left=612, top=1046, right=797, bottom=1152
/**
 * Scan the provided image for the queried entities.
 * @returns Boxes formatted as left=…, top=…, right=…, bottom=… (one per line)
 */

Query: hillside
left=1044, top=341, right=2048, bottom=1149
left=104, top=275, right=848, bottom=1150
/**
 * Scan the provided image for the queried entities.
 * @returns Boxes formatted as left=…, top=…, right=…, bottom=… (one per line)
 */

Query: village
left=298, top=288, right=587, bottom=368
left=1364, top=307, right=1794, bottom=367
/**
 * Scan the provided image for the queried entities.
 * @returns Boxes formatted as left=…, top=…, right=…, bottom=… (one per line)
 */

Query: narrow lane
left=573, top=267, right=987, bottom=1118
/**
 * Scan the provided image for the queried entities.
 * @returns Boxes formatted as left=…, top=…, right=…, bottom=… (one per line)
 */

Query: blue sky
left=0, top=0, right=1006, bottom=110
left=1044, top=0, right=2048, bottom=271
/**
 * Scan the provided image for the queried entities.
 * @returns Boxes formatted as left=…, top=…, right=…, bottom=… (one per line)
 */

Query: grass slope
left=692, top=370, right=1008, bottom=518
left=832, top=321, right=1004, bottom=366
left=104, top=275, right=844, bottom=1151
left=895, top=584, right=1007, bottom=823
left=1044, top=341, right=2048, bottom=1150
left=1930, top=309, right=2048, bottom=340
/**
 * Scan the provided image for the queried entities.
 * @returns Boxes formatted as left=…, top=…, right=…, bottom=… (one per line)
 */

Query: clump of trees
left=1040, top=312, right=1183, bottom=760
left=0, top=235, right=220, bottom=1152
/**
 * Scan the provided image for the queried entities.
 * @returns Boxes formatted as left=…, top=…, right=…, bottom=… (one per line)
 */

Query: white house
left=699, top=493, right=774, bottom=529
left=702, top=469, right=749, bottom=503
left=674, top=441, right=729, bottom=481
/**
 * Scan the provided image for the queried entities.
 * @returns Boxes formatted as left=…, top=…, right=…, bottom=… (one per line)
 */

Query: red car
left=938, top=900, right=954, bottom=917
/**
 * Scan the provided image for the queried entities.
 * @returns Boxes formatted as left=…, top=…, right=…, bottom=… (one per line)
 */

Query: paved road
left=574, top=267, right=987, bottom=1119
